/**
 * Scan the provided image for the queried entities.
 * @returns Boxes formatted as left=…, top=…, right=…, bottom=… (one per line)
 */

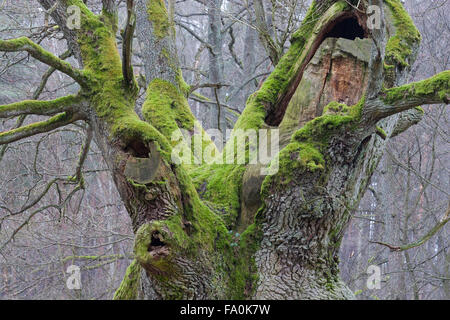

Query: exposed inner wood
left=278, top=36, right=371, bottom=148
left=265, top=12, right=369, bottom=126
left=241, top=35, right=372, bottom=228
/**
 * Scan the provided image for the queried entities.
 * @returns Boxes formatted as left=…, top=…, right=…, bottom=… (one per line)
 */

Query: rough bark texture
left=2, top=0, right=447, bottom=300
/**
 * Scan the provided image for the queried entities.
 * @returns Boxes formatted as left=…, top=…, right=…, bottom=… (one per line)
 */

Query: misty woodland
left=0, top=0, right=448, bottom=300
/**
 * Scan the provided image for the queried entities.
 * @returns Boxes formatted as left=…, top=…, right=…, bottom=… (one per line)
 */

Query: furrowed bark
left=19, top=0, right=447, bottom=300
left=111, top=0, right=233, bottom=300
left=0, top=37, right=89, bottom=87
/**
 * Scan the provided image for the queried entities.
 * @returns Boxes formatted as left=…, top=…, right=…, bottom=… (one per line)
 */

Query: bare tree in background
left=0, top=0, right=448, bottom=300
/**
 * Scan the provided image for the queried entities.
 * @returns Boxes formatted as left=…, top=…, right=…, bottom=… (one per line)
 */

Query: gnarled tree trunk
left=0, top=0, right=448, bottom=299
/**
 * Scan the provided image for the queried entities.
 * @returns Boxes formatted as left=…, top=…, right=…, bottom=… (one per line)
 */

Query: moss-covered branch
left=61, top=254, right=126, bottom=263
left=0, top=112, right=85, bottom=145
left=384, top=0, right=421, bottom=69
left=0, top=37, right=89, bottom=87
left=0, top=95, right=83, bottom=118
left=366, top=71, right=450, bottom=120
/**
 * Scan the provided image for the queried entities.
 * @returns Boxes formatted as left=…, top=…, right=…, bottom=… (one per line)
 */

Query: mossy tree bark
left=0, top=0, right=448, bottom=299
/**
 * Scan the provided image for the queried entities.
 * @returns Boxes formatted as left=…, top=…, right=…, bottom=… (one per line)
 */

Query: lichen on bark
left=4, top=0, right=442, bottom=301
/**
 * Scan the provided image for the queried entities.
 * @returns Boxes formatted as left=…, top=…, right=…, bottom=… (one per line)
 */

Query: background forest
left=0, top=0, right=448, bottom=300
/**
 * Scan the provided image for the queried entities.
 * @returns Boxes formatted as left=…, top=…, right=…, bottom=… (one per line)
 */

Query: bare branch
left=0, top=183, right=83, bottom=252
left=188, top=82, right=230, bottom=94
left=33, top=49, right=73, bottom=99
left=253, top=0, right=280, bottom=65
left=370, top=203, right=450, bottom=252
left=189, top=95, right=241, bottom=114
left=175, top=20, right=213, bottom=51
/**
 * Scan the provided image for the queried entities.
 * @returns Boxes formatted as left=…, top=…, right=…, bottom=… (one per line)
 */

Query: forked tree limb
left=254, top=0, right=280, bottom=65
left=0, top=50, right=73, bottom=163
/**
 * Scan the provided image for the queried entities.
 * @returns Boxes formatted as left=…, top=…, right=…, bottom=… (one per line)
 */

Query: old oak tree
left=0, top=0, right=448, bottom=299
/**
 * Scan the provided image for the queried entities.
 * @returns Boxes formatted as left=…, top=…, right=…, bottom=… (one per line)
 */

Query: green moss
left=123, top=158, right=244, bottom=298
left=382, top=70, right=450, bottom=104
left=126, top=178, right=150, bottom=192
left=278, top=142, right=324, bottom=182
left=291, top=0, right=348, bottom=43
left=0, top=36, right=29, bottom=50
left=0, top=112, right=74, bottom=143
left=225, top=222, right=263, bottom=299
left=293, top=97, right=364, bottom=144
left=376, top=126, right=387, bottom=140
left=176, top=69, right=191, bottom=97
left=62, top=0, right=122, bottom=80
left=174, top=166, right=231, bottom=251
left=0, top=95, right=81, bottom=117
left=261, top=97, right=365, bottom=197
left=143, top=79, right=195, bottom=138
left=384, top=0, right=421, bottom=72
left=171, top=162, right=264, bottom=299
left=190, top=164, right=246, bottom=228
left=113, top=259, right=141, bottom=300
left=322, top=101, right=350, bottom=114
left=142, top=79, right=217, bottom=163
left=147, top=0, right=171, bottom=39
left=134, top=222, right=179, bottom=275
left=414, top=106, right=424, bottom=114
left=231, top=1, right=349, bottom=133
left=111, top=113, right=173, bottom=160
left=100, top=8, right=119, bottom=33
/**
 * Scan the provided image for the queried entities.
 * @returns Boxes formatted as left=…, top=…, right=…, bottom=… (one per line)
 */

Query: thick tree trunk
left=3, top=0, right=442, bottom=300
